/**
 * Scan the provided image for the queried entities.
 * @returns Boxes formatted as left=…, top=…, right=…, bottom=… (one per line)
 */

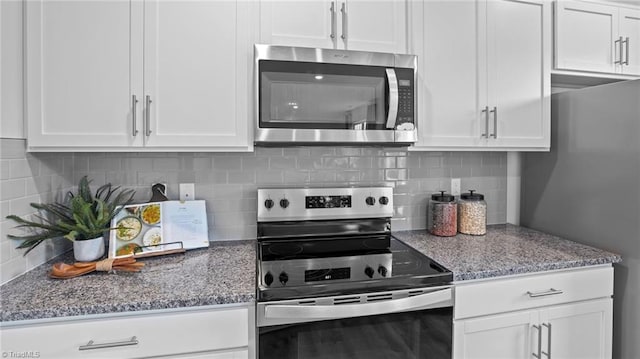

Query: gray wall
left=521, top=80, right=640, bottom=359
left=1, top=137, right=508, bottom=284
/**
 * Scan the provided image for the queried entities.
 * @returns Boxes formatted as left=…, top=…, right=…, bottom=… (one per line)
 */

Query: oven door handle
left=264, top=287, right=452, bottom=322
left=385, top=68, right=399, bottom=129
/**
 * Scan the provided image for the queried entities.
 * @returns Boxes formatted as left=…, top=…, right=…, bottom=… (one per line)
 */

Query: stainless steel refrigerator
left=521, top=79, right=640, bottom=359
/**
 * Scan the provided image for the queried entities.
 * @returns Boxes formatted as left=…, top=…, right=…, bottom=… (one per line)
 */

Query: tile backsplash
left=0, top=138, right=507, bottom=284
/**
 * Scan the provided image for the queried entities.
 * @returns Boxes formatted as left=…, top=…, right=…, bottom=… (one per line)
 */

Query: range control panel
left=257, top=187, right=393, bottom=222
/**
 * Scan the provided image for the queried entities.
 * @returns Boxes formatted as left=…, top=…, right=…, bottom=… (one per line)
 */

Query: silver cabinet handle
left=481, top=106, right=489, bottom=138
left=490, top=106, right=497, bottom=138
left=79, top=336, right=139, bottom=351
left=131, top=95, right=139, bottom=137
left=330, top=2, right=336, bottom=40
left=526, top=288, right=564, bottom=298
left=532, top=325, right=542, bottom=358
left=624, top=37, right=630, bottom=65
left=542, top=323, right=552, bottom=358
left=615, top=36, right=623, bottom=64
left=145, top=95, right=152, bottom=136
left=340, top=2, right=347, bottom=40
left=385, top=68, right=399, bottom=129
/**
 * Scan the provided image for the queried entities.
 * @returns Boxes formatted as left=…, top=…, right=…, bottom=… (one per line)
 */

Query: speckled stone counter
left=394, top=224, right=621, bottom=281
left=0, top=240, right=255, bottom=323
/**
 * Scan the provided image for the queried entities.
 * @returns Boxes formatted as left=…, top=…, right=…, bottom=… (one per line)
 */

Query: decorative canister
left=428, top=191, right=457, bottom=237
left=458, top=190, right=487, bottom=235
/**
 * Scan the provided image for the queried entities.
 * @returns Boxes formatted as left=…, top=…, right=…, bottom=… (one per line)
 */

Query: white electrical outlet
left=451, top=178, right=461, bottom=196
left=179, top=183, right=195, bottom=201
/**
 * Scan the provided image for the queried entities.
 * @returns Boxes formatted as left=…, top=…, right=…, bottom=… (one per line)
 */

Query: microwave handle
left=385, top=68, right=399, bottom=129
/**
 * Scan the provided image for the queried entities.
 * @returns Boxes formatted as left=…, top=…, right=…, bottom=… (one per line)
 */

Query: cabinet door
left=143, top=0, right=251, bottom=150
left=620, top=8, right=640, bottom=75
left=25, top=0, right=144, bottom=149
left=259, top=0, right=336, bottom=49
left=555, top=1, right=619, bottom=73
left=413, top=0, right=484, bottom=149
left=487, top=0, right=550, bottom=149
left=453, top=310, right=539, bottom=359
left=340, top=0, right=407, bottom=53
left=541, top=299, right=613, bottom=359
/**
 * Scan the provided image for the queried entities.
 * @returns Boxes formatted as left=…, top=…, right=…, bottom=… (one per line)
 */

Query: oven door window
left=259, top=60, right=388, bottom=130
left=258, top=308, right=452, bottom=359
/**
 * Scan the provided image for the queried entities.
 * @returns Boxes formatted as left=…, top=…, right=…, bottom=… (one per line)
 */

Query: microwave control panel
left=395, top=68, right=415, bottom=128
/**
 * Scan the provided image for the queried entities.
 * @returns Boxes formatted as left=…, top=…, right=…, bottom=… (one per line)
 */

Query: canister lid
left=461, top=190, right=484, bottom=200
left=431, top=191, right=455, bottom=202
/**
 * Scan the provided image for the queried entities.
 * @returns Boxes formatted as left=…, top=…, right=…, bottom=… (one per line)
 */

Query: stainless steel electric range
left=255, top=187, right=453, bottom=359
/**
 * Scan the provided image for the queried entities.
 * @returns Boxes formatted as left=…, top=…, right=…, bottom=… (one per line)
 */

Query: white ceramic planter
left=73, top=236, right=105, bottom=262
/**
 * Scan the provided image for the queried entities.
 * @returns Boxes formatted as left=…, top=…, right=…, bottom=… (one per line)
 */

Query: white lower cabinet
left=0, top=305, right=252, bottom=359
left=453, top=266, right=614, bottom=359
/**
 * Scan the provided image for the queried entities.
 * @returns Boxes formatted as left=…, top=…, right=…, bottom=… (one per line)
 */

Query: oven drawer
left=454, top=266, right=613, bottom=319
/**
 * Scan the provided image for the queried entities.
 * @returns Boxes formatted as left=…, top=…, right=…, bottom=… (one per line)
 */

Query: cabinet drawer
left=455, top=266, right=613, bottom=319
left=1, top=305, right=249, bottom=359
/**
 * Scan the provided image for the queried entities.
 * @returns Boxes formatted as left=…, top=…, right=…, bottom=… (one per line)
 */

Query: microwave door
left=385, top=69, right=399, bottom=129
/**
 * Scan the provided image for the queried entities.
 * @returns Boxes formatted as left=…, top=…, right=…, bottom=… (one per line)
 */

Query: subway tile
left=481, top=153, right=502, bottom=167
left=1, top=257, right=27, bottom=285
left=385, top=169, right=407, bottom=181
left=137, top=172, right=178, bottom=187
left=177, top=172, right=196, bottom=183
left=0, top=139, right=26, bottom=159
left=359, top=169, right=384, bottom=182
left=10, top=159, right=35, bottom=179
left=406, top=154, right=420, bottom=168
left=421, top=156, right=442, bottom=168
left=0, top=201, right=10, bottom=219
left=296, top=157, right=323, bottom=170
left=256, top=171, right=284, bottom=185
left=195, top=171, right=228, bottom=184
left=9, top=195, right=39, bottom=217
left=375, top=157, right=396, bottom=169
left=361, top=148, right=385, bottom=156
left=105, top=172, right=138, bottom=187
left=310, top=170, right=337, bottom=183
left=121, top=157, right=154, bottom=172
left=428, top=168, right=449, bottom=178
left=396, top=156, right=408, bottom=168
left=283, top=147, right=311, bottom=157
left=336, top=147, right=361, bottom=156
left=322, top=157, right=349, bottom=169
left=242, top=156, right=269, bottom=171
left=349, top=156, right=373, bottom=169
left=408, top=168, right=429, bottom=179
left=310, top=148, right=335, bottom=157
left=228, top=171, right=256, bottom=185
left=255, top=147, right=284, bottom=157
left=283, top=170, right=310, bottom=184
left=39, top=157, right=64, bottom=175
left=451, top=167, right=472, bottom=178
left=192, top=157, right=213, bottom=171
left=213, top=156, right=242, bottom=170
left=0, top=179, right=25, bottom=201
left=0, top=160, right=10, bottom=180
left=443, top=153, right=462, bottom=168
left=336, top=170, right=360, bottom=183
left=151, top=158, right=180, bottom=171
left=269, top=157, right=297, bottom=170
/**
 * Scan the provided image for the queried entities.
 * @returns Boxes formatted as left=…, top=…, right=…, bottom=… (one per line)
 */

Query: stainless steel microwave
left=254, top=44, right=417, bottom=146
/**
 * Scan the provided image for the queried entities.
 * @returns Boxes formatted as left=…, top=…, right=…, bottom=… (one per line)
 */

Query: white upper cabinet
left=143, top=0, right=250, bottom=149
left=413, top=0, right=550, bottom=151
left=26, top=1, right=144, bottom=149
left=619, top=7, right=640, bottom=75
left=555, top=0, right=640, bottom=76
left=26, top=0, right=253, bottom=152
left=259, top=0, right=407, bottom=53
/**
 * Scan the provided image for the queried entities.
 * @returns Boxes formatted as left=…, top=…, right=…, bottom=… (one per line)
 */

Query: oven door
left=256, top=286, right=452, bottom=359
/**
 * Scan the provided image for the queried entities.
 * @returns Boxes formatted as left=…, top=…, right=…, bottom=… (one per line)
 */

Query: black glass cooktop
left=257, top=237, right=452, bottom=302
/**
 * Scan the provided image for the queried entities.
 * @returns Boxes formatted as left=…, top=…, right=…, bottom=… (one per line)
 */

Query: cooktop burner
left=257, top=237, right=452, bottom=302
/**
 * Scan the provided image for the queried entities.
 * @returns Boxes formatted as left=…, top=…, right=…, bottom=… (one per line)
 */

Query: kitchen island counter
left=394, top=224, right=622, bottom=281
left=0, top=240, right=255, bottom=323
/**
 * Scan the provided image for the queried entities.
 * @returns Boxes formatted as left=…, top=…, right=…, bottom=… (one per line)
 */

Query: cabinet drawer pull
left=526, top=288, right=563, bottom=298
left=490, top=106, right=497, bottom=138
left=145, top=95, right=153, bottom=136
left=132, top=95, right=139, bottom=137
left=340, top=2, right=347, bottom=40
left=624, top=37, right=630, bottom=66
left=79, top=336, right=139, bottom=351
left=532, top=324, right=542, bottom=358
left=330, top=2, right=336, bottom=39
left=615, top=36, right=623, bottom=65
left=481, top=106, right=489, bottom=138
left=542, top=323, right=552, bottom=358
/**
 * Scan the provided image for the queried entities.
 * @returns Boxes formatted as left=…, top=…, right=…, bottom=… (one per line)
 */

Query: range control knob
left=264, top=272, right=274, bottom=286
left=279, top=198, right=290, bottom=209
left=264, top=199, right=274, bottom=209
left=379, top=196, right=389, bottom=205
left=378, top=266, right=388, bottom=277
left=364, top=266, right=375, bottom=278
left=365, top=196, right=376, bottom=206
left=279, top=272, right=289, bottom=285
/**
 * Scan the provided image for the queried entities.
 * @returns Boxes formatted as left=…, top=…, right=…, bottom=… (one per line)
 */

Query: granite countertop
left=0, top=240, right=255, bottom=323
left=394, top=224, right=622, bottom=281
left=1, top=225, right=622, bottom=323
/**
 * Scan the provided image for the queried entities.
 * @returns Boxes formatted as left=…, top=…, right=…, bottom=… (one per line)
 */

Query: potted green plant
left=6, top=176, right=135, bottom=261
